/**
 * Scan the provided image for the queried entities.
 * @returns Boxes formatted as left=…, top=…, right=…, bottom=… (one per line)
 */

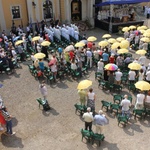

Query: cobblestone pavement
left=0, top=28, right=150, bottom=150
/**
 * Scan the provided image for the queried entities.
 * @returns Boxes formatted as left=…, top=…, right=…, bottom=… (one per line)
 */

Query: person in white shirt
left=135, top=91, right=145, bottom=109
left=138, top=55, right=146, bottom=65
left=82, top=107, right=94, bottom=131
left=138, top=69, right=144, bottom=81
left=146, top=69, right=150, bottom=83
left=97, top=59, right=104, bottom=75
left=121, top=95, right=131, bottom=118
left=115, top=69, right=123, bottom=85
left=128, top=70, right=136, bottom=83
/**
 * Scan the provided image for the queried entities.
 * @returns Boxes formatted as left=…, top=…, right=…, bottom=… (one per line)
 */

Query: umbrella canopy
left=77, top=80, right=92, bottom=90
left=128, top=62, right=141, bottom=70
left=120, top=40, right=129, bottom=49
left=140, top=37, right=150, bottom=43
left=140, top=26, right=148, bottom=30
left=117, top=48, right=129, bottom=54
left=122, top=27, right=129, bottom=32
left=102, top=34, right=111, bottom=38
left=135, top=81, right=150, bottom=91
left=108, top=38, right=117, bottom=44
left=15, top=40, right=24, bottom=46
left=104, top=63, right=118, bottom=71
left=146, top=29, right=150, bottom=33
left=41, top=41, right=51, bottom=46
left=129, top=25, right=136, bottom=30
left=13, top=36, right=20, bottom=42
left=0, top=38, right=3, bottom=42
left=80, top=40, right=88, bottom=44
left=34, top=53, right=46, bottom=59
left=98, top=41, right=109, bottom=47
left=111, top=42, right=120, bottom=49
left=87, top=36, right=97, bottom=42
left=116, top=37, right=125, bottom=42
left=75, top=42, right=85, bottom=47
left=136, top=50, right=147, bottom=55
left=143, top=32, right=150, bottom=37
left=32, top=36, right=40, bottom=42
left=64, top=45, right=74, bottom=52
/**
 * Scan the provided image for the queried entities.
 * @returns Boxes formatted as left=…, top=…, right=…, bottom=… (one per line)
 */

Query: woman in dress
left=87, top=88, right=96, bottom=115
left=138, top=69, right=144, bottom=81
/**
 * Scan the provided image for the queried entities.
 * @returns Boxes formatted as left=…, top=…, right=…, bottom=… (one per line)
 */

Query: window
left=43, top=0, right=53, bottom=19
left=11, top=6, right=21, bottom=19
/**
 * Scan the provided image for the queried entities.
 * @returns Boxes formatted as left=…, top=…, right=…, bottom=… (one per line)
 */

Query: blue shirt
left=39, top=61, right=44, bottom=71
left=58, top=47, right=62, bottom=53
left=102, top=53, right=109, bottom=61
left=94, top=114, right=108, bottom=126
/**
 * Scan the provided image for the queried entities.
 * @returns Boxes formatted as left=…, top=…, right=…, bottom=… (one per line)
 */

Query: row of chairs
left=81, top=129, right=105, bottom=146
left=74, top=104, right=105, bottom=146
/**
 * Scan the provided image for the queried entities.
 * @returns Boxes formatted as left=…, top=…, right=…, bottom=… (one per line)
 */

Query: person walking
left=82, top=107, right=94, bottom=131
left=78, top=89, right=87, bottom=106
left=94, top=110, right=108, bottom=134
left=39, top=81, right=48, bottom=100
left=1, top=107, right=15, bottom=135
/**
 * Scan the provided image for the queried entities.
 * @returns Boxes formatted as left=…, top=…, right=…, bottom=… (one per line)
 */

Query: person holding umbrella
left=78, top=89, right=87, bottom=106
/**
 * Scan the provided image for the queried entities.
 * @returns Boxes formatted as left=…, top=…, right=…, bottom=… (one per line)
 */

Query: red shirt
left=87, top=42, right=93, bottom=49
left=69, top=51, right=74, bottom=60
left=109, top=56, right=115, bottom=63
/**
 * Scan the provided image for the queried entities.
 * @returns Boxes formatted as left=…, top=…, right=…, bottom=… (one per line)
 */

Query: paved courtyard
left=0, top=28, right=150, bottom=150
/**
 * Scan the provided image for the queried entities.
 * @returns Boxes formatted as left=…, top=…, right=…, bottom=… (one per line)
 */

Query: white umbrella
left=64, top=45, right=75, bottom=52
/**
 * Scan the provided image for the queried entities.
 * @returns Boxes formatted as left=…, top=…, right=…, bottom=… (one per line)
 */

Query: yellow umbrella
left=140, top=26, right=148, bottom=30
left=135, top=81, right=150, bottom=91
left=136, top=50, right=147, bottom=55
left=102, top=34, right=111, bottom=38
left=120, top=40, right=129, bottom=49
left=108, top=38, right=117, bottom=44
left=87, top=36, right=97, bottom=42
left=122, top=27, right=129, bottom=32
left=98, top=41, right=109, bottom=47
left=116, top=37, right=125, bottom=42
left=41, top=41, right=51, bottom=46
left=146, top=29, right=150, bottom=33
left=77, top=80, right=92, bottom=90
left=15, top=40, right=23, bottom=46
left=129, top=25, right=136, bottom=30
left=34, top=53, right=46, bottom=59
left=128, top=62, right=141, bottom=70
left=111, top=42, right=120, bottom=49
left=32, top=36, right=40, bottom=42
left=143, top=32, right=150, bottom=37
left=75, top=42, right=85, bottom=47
left=140, top=37, right=150, bottom=43
left=117, top=48, right=129, bottom=54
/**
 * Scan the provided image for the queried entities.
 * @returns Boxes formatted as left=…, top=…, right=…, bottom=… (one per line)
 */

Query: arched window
left=43, top=0, right=53, bottom=19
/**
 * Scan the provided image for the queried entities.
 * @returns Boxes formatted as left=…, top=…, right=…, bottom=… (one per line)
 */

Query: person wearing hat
left=94, top=110, right=108, bottom=134
left=82, top=107, right=94, bottom=131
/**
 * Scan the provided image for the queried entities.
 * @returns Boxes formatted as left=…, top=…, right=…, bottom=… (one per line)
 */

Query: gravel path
left=0, top=28, right=150, bottom=150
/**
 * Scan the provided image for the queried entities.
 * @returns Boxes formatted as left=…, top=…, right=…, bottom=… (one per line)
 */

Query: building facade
left=0, top=0, right=95, bottom=33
